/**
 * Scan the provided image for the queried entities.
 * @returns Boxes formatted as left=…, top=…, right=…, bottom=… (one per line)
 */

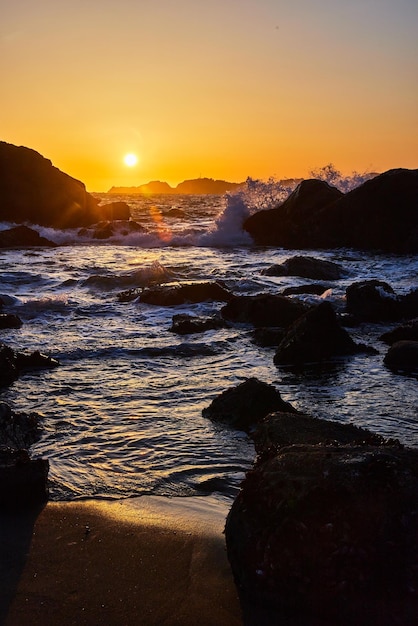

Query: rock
left=401, top=289, right=418, bottom=319
left=0, top=314, right=23, bottom=329
left=0, top=225, right=57, bottom=248
left=0, top=342, right=59, bottom=387
left=243, top=168, right=418, bottom=253
left=383, top=340, right=418, bottom=374
left=225, top=443, right=418, bottom=626
left=252, top=412, right=397, bottom=458
left=244, top=179, right=343, bottom=247
left=0, top=141, right=131, bottom=228
left=166, top=208, right=185, bottom=218
left=0, top=402, right=43, bottom=450
left=345, top=280, right=401, bottom=322
left=380, top=319, right=418, bottom=345
left=315, top=168, right=418, bottom=253
left=78, top=220, right=144, bottom=240
left=221, top=294, right=309, bottom=328
left=0, top=449, right=49, bottom=509
left=97, top=201, right=131, bottom=221
left=282, top=284, right=331, bottom=296
left=202, top=378, right=298, bottom=432
left=251, top=327, right=285, bottom=347
left=274, top=302, right=373, bottom=366
left=15, top=350, right=59, bottom=372
left=139, top=282, right=232, bottom=306
left=169, top=313, right=227, bottom=335
left=262, top=256, right=345, bottom=280
left=0, top=343, right=18, bottom=387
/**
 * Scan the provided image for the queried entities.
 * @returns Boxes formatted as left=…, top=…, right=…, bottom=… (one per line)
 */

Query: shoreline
left=1, top=495, right=243, bottom=626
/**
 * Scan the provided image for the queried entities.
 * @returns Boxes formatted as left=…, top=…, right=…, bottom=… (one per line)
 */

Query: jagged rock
left=346, top=280, right=401, bottom=321
left=384, top=340, right=418, bottom=374
left=225, top=443, right=418, bottom=626
left=0, top=225, right=56, bottom=248
left=262, top=256, right=345, bottom=280
left=78, top=219, right=144, bottom=240
left=169, top=313, right=226, bottom=335
left=202, top=378, right=298, bottom=432
left=0, top=313, right=23, bottom=329
left=0, top=343, right=18, bottom=387
left=15, top=350, right=59, bottom=372
left=274, top=302, right=374, bottom=366
left=0, top=402, right=43, bottom=449
left=0, top=342, right=59, bottom=387
left=380, top=319, right=418, bottom=345
left=139, top=282, right=232, bottom=306
left=221, top=294, right=309, bottom=328
left=97, top=201, right=131, bottom=221
left=0, top=449, right=49, bottom=509
left=251, top=327, right=285, bottom=347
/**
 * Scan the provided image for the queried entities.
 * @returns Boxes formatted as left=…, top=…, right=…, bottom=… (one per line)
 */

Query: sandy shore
left=0, top=496, right=243, bottom=626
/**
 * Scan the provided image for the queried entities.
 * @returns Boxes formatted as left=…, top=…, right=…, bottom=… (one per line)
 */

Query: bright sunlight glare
left=123, top=153, right=138, bottom=167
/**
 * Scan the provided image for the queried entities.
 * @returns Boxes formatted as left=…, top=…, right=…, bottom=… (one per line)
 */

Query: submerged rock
left=384, top=340, right=418, bottom=374
left=0, top=225, right=56, bottom=248
left=273, top=301, right=373, bottom=366
left=202, top=378, right=298, bottom=432
left=251, top=327, right=285, bottom=347
left=0, top=313, right=23, bottom=329
left=169, top=313, right=227, bottom=335
left=380, top=319, right=418, bottom=345
left=221, top=294, right=309, bottom=328
left=140, top=282, right=233, bottom=306
left=262, top=255, right=345, bottom=280
left=0, top=342, right=59, bottom=388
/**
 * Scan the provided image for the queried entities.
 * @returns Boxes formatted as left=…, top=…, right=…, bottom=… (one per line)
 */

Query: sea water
left=0, top=178, right=417, bottom=501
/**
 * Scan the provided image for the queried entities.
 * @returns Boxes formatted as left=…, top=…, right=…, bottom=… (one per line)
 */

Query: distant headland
left=107, top=178, right=245, bottom=195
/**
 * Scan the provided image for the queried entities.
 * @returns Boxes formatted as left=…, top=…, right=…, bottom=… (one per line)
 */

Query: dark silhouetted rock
left=244, top=168, right=418, bottom=253
left=139, top=282, right=232, bottom=306
left=0, top=343, right=18, bottom=387
left=0, top=141, right=131, bottom=228
left=401, top=289, right=418, bottom=319
left=274, top=302, right=372, bottom=365
left=0, top=225, right=57, bottom=248
left=262, top=255, right=345, bottom=280
left=282, top=284, right=331, bottom=296
left=221, top=294, right=309, bottom=328
left=202, top=378, right=298, bottom=432
left=251, top=327, right=285, bottom=347
left=0, top=314, right=22, bottom=329
left=15, top=350, right=59, bottom=372
left=384, top=340, right=418, bottom=374
left=166, top=208, right=185, bottom=218
left=244, top=179, right=343, bottom=247
left=380, top=319, right=418, bottom=345
left=346, top=280, right=401, bottom=321
left=98, top=201, right=131, bottom=221
left=0, top=342, right=59, bottom=387
left=78, top=220, right=144, bottom=240
left=225, top=443, right=418, bottom=626
left=169, top=313, right=227, bottom=335
left=0, top=449, right=49, bottom=509
left=0, top=402, right=43, bottom=450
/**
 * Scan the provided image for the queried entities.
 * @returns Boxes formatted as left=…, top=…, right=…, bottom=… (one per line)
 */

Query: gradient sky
left=2, top=0, right=417, bottom=191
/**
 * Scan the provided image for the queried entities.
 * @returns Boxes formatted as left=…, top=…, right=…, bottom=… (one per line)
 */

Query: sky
left=2, top=0, right=418, bottom=191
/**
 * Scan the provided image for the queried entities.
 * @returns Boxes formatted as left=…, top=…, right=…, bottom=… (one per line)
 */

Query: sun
left=123, top=153, right=138, bottom=167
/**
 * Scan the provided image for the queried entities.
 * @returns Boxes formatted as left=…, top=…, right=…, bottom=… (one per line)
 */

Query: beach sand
left=0, top=496, right=243, bottom=626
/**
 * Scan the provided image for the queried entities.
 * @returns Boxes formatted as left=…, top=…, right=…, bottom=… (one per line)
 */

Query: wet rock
left=345, top=280, right=401, bottom=322
left=282, top=284, right=331, bottom=296
left=0, top=343, right=18, bottom=387
left=139, top=281, right=232, bottom=306
left=169, top=313, right=227, bottom=335
left=15, top=350, right=59, bottom=372
left=244, top=179, right=343, bottom=247
left=97, top=201, right=131, bottom=221
left=78, top=219, right=144, bottom=240
left=202, top=378, right=298, bottom=432
left=0, top=402, right=43, bottom=450
left=251, top=327, right=285, bottom=347
left=380, top=319, right=418, bottom=345
left=0, top=225, right=56, bottom=248
left=225, top=443, right=418, bottom=626
left=0, top=342, right=59, bottom=388
left=0, top=314, right=23, bottom=329
left=384, top=340, right=418, bottom=374
left=274, top=302, right=373, bottom=366
left=262, top=256, right=345, bottom=280
left=221, top=294, right=309, bottom=328
left=0, top=449, right=49, bottom=509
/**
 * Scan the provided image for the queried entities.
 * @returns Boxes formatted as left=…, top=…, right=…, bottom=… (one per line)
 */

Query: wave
left=81, top=261, right=176, bottom=291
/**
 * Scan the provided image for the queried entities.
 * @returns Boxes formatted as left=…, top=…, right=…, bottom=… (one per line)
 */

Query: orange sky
left=2, top=1, right=417, bottom=191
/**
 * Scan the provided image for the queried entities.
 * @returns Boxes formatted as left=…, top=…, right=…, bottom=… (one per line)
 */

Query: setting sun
left=123, top=153, right=138, bottom=167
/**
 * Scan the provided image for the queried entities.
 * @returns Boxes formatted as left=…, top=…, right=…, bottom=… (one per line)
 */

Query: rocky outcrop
left=244, top=179, right=343, bottom=247
left=262, top=255, right=345, bottom=280
left=251, top=327, right=285, bottom=347
left=243, top=168, right=418, bottom=253
left=138, top=282, right=233, bottom=306
left=221, top=294, right=309, bottom=328
left=282, top=284, right=331, bottom=296
left=274, top=302, right=374, bottom=366
left=346, top=281, right=418, bottom=322
left=78, top=219, right=144, bottom=240
left=0, top=342, right=59, bottom=388
left=169, top=313, right=227, bottom=335
left=0, top=141, right=131, bottom=228
left=384, top=340, right=418, bottom=374
left=0, top=314, right=23, bottom=329
left=202, top=378, right=298, bottom=432
left=0, top=225, right=56, bottom=248
left=380, top=319, right=418, bottom=345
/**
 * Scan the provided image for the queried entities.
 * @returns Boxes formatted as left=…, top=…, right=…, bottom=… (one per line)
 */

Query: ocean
left=0, top=179, right=417, bottom=502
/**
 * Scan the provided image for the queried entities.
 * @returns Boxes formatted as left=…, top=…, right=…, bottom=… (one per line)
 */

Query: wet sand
left=0, top=496, right=243, bottom=626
